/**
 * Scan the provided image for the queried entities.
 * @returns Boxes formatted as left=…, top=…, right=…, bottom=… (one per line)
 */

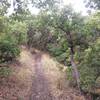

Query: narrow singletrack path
left=29, top=53, right=54, bottom=100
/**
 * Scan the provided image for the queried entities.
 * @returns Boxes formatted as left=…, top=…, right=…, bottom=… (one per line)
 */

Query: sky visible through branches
left=8, top=0, right=89, bottom=15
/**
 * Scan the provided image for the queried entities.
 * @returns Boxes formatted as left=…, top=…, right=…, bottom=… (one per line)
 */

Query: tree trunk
left=55, top=26, right=81, bottom=90
left=66, top=32, right=80, bottom=90
left=70, top=47, right=80, bottom=90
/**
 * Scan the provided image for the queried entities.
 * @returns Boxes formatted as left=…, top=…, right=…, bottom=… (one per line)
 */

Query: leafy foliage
left=85, top=0, right=100, bottom=9
left=0, top=15, right=20, bottom=63
left=79, top=38, right=100, bottom=90
left=0, top=0, right=10, bottom=15
left=0, top=40, right=20, bottom=63
left=8, top=20, right=27, bottom=44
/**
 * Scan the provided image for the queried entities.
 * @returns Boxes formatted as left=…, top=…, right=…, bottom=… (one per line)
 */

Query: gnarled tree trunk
left=66, top=31, right=80, bottom=90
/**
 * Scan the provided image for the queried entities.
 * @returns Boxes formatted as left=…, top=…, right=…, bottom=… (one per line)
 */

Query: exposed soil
left=0, top=47, right=85, bottom=100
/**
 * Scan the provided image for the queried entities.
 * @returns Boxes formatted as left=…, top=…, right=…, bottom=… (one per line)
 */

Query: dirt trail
left=29, top=53, right=54, bottom=100
left=0, top=47, right=85, bottom=100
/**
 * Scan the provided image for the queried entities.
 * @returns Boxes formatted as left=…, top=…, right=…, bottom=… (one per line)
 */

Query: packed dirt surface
left=0, top=47, right=85, bottom=100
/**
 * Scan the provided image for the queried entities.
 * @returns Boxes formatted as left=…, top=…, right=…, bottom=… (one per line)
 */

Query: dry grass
left=0, top=48, right=35, bottom=100
left=41, top=53, right=85, bottom=100
left=0, top=47, right=85, bottom=100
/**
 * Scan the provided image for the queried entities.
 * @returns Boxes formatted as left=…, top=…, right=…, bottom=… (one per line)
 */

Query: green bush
left=8, top=21, right=27, bottom=45
left=66, top=38, right=100, bottom=92
left=0, top=67, right=11, bottom=77
left=0, top=40, right=20, bottom=63
left=47, top=42, right=70, bottom=65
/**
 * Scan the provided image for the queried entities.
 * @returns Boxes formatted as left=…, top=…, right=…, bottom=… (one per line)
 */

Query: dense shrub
left=79, top=38, right=100, bottom=91
left=47, top=35, right=71, bottom=65
left=67, top=38, right=100, bottom=92
left=8, top=21, right=27, bottom=45
left=0, top=40, right=20, bottom=63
